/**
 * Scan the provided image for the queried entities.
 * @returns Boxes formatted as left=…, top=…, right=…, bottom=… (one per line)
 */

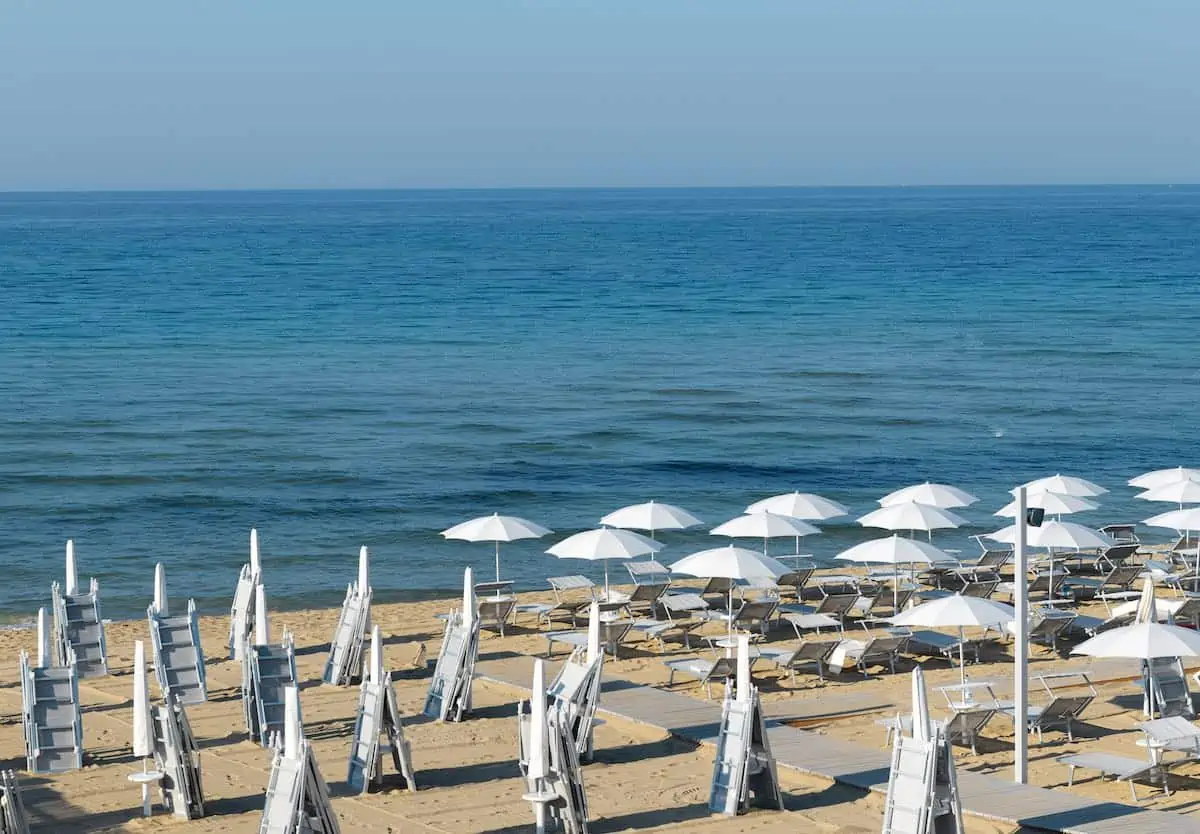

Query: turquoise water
left=2, top=186, right=1198, bottom=619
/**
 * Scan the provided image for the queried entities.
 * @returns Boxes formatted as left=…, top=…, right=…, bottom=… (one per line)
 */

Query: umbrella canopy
left=745, top=491, right=848, bottom=521
left=835, top=534, right=948, bottom=565
left=1130, top=467, right=1200, bottom=490
left=878, top=482, right=978, bottom=509
left=986, top=520, right=1114, bottom=550
left=711, top=512, right=819, bottom=556
left=890, top=594, right=1015, bottom=688
left=1138, top=479, right=1200, bottom=507
left=1072, top=621, right=1200, bottom=659
left=1022, top=474, right=1107, bottom=498
left=669, top=545, right=790, bottom=581
left=548, top=527, right=662, bottom=595
left=995, top=491, right=1098, bottom=518
left=1143, top=507, right=1200, bottom=531
left=858, top=502, right=966, bottom=537
left=600, top=501, right=703, bottom=537
left=441, top=513, right=553, bottom=582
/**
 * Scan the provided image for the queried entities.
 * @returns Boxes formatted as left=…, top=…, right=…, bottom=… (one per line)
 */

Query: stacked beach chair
left=881, top=667, right=964, bottom=834
left=19, top=609, right=83, bottom=774
left=260, top=686, right=340, bottom=834
left=0, top=771, right=30, bottom=834
left=242, top=586, right=300, bottom=746
left=547, top=601, right=605, bottom=763
left=229, top=528, right=263, bottom=662
left=323, top=546, right=374, bottom=686
left=708, top=634, right=783, bottom=816
left=151, top=695, right=205, bottom=818
left=347, top=626, right=416, bottom=793
left=423, top=568, right=482, bottom=722
left=519, top=660, right=589, bottom=834
left=147, top=564, right=208, bottom=704
left=51, top=540, right=108, bottom=677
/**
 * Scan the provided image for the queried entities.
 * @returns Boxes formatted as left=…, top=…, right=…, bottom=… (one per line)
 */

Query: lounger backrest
left=702, top=577, right=734, bottom=596
left=708, top=656, right=738, bottom=680
left=1174, top=598, right=1200, bottom=622
left=1043, top=694, right=1094, bottom=721
left=625, top=560, right=672, bottom=585
left=962, top=579, right=999, bottom=599
left=548, top=576, right=597, bottom=601
left=478, top=599, right=515, bottom=621
left=890, top=589, right=914, bottom=611
left=978, top=549, right=1013, bottom=568
left=599, top=622, right=632, bottom=642
left=661, top=593, right=707, bottom=615
left=1172, top=533, right=1200, bottom=553
left=946, top=708, right=994, bottom=736
left=1031, top=614, right=1074, bottom=638
left=864, top=635, right=908, bottom=658
left=818, top=594, right=859, bottom=618
left=1101, top=524, right=1138, bottom=543
left=735, top=600, right=778, bottom=623
left=1101, top=544, right=1140, bottom=565
left=777, top=567, right=815, bottom=591
left=1103, top=565, right=1143, bottom=590
left=628, top=582, right=669, bottom=603
left=793, top=641, right=837, bottom=662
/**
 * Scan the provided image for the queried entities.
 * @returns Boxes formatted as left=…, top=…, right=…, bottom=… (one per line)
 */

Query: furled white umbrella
left=858, top=501, right=966, bottom=540
left=911, top=665, right=932, bottom=743
left=879, top=482, right=978, bottom=509
left=600, top=500, right=703, bottom=541
left=1138, top=479, right=1200, bottom=509
left=441, top=513, right=553, bottom=583
left=1022, top=474, right=1107, bottom=498
left=547, top=527, right=661, bottom=596
left=890, top=595, right=1016, bottom=689
left=710, top=511, right=820, bottom=556
left=670, top=546, right=789, bottom=636
left=836, top=535, right=949, bottom=608
left=132, top=640, right=153, bottom=761
left=995, top=491, right=1098, bottom=519
left=745, top=491, right=848, bottom=521
left=1130, top=467, right=1200, bottom=490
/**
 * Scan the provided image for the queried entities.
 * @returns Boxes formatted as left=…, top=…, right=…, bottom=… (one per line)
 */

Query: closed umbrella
left=995, top=491, right=1098, bottom=519
left=1022, top=474, right=1107, bottom=498
left=890, top=595, right=1015, bottom=689
left=710, top=511, right=820, bottom=557
left=879, top=482, right=978, bottom=509
left=858, top=501, right=966, bottom=541
left=670, top=545, right=789, bottom=636
left=132, top=640, right=153, bottom=761
left=745, top=491, right=848, bottom=521
left=1138, top=479, right=1200, bottom=509
left=600, top=500, right=703, bottom=541
left=1130, top=467, right=1200, bottom=490
left=441, top=513, right=553, bottom=583
left=836, top=535, right=948, bottom=608
left=547, top=527, right=661, bottom=597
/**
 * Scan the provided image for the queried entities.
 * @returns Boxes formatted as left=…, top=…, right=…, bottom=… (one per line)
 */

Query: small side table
left=128, top=769, right=165, bottom=817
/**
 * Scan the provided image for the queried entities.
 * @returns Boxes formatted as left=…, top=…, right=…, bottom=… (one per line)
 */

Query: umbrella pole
left=494, top=541, right=501, bottom=584
left=795, top=535, right=800, bottom=556
left=893, top=565, right=899, bottom=611
left=727, top=586, right=735, bottom=646
left=959, top=626, right=967, bottom=690
left=604, top=561, right=610, bottom=599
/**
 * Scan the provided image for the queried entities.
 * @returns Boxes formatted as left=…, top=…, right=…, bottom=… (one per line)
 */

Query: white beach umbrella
left=1072, top=620, right=1200, bottom=659
left=836, top=535, right=949, bottom=608
left=547, top=527, right=662, bottom=596
left=994, top=491, right=1098, bottom=518
left=600, top=500, right=703, bottom=540
left=132, top=640, right=153, bottom=760
left=1022, top=474, right=1107, bottom=498
left=441, top=513, right=553, bottom=583
left=670, top=546, right=789, bottom=636
left=710, top=511, right=820, bottom=556
left=1130, top=467, right=1200, bottom=490
left=858, top=501, right=966, bottom=540
left=1138, top=479, right=1200, bottom=509
left=745, top=491, right=848, bottom=521
left=890, top=594, right=1016, bottom=688
left=1143, top=507, right=1200, bottom=531
left=986, top=520, right=1113, bottom=550
left=879, top=482, right=978, bottom=509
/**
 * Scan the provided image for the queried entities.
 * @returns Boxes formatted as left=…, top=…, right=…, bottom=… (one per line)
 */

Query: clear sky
left=1, top=1, right=1196, bottom=190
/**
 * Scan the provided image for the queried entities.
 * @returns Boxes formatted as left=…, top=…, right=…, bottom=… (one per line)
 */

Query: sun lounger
left=942, top=707, right=995, bottom=755
left=1027, top=611, right=1076, bottom=653
left=1064, top=565, right=1143, bottom=611
left=892, top=629, right=980, bottom=665
left=623, top=582, right=670, bottom=616
left=625, top=559, right=672, bottom=586
left=1000, top=672, right=1095, bottom=743
left=515, top=576, right=596, bottom=627
left=775, top=566, right=815, bottom=599
left=476, top=597, right=516, bottom=637
left=629, top=617, right=703, bottom=651
left=840, top=634, right=908, bottom=677
left=1096, top=543, right=1141, bottom=571
left=1169, top=533, right=1200, bottom=567
left=1100, top=524, right=1139, bottom=545
left=663, top=655, right=742, bottom=700
left=546, top=622, right=633, bottom=660
left=699, top=600, right=778, bottom=635
left=1138, top=715, right=1200, bottom=756
left=699, top=576, right=735, bottom=601
left=1058, top=753, right=1170, bottom=802
left=783, top=611, right=842, bottom=638
left=779, top=593, right=859, bottom=627
left=757, top=641, right=838, bottom=685
left=660, top=592, right=709, bottom=619
left=1141, top=561, right=1200, bottom=596
left=1144, top=656, right=1195, bottom=718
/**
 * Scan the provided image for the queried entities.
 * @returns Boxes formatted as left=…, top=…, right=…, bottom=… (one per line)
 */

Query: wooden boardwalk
left=476, top=656, right=1200, bottom=834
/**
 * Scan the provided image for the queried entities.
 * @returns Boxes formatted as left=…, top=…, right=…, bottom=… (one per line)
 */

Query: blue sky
left=1, top=1, right=1196, bottom=190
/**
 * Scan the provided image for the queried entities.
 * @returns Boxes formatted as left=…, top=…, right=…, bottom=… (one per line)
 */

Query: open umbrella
left=710, top=511, right=819, bottom=556
left=995, top=491, right=1098, bottom=519
left=441, top=513, right=553, bottom=583
left=986, top=520, right=1113, bottom=550
left=600, top=500, right=703, bottom=541
left=879, top=482, right=978, bottom=509
left=745, top=492, right=848, bottom=521
left=836, top=535, right=948, bottom=608
left=547, top=527, right=661, bottom=597
left=670, top=546, right=789, bottom=636
left=1130, top=467, right=1200, bottom=490
left=1144, top=507, right=1200, bottom=573
left=1138, top=479, right=1200, bottom=509
left=858, top=501, right=966, bottom=541
left=890, top=595, right=1015, bottom=689
left=1022, top=474, right=1107, bottom=498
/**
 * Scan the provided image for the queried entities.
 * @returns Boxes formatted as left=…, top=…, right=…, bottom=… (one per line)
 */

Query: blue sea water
left=1, top=186, right=1198, bottom=621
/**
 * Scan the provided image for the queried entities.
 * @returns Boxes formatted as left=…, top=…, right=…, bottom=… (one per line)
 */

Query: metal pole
left=1013, top=486, right=1029, bottom=784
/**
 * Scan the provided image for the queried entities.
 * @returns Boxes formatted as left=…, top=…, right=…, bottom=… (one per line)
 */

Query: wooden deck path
left=475, top=656, right=1200, bottom=834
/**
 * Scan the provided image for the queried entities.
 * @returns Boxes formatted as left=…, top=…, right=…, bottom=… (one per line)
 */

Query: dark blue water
left=2, top=186, right=1198, bottom=620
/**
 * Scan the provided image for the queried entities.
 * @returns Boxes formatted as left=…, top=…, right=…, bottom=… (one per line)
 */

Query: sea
left=2, top=186, right=1198, bottom=622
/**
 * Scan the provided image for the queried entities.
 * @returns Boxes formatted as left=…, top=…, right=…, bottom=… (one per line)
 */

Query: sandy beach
left=3, top=570, right=1197, bottom=834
